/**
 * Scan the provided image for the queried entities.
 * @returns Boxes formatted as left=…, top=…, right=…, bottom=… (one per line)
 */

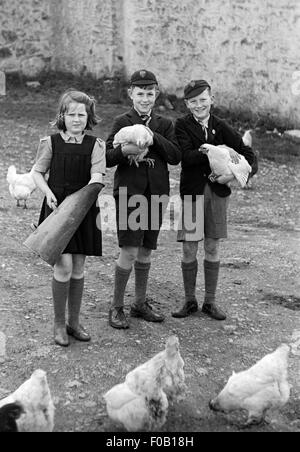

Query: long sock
left=52, top=278, right=69, bottom=326
left=134, top=261, right=151, bottom=307
left=68, top=277, right=84, bottom=328
left=111, top=264, right=132, bottom=308
left=204, top=260, right=220, bottom=304
left=181, top=260, right=198, bottom=302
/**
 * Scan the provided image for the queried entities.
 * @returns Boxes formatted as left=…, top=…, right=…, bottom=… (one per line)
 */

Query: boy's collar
left=193, top=114, right=210, bottom=126
left=133, top=107, right=152, bottom=118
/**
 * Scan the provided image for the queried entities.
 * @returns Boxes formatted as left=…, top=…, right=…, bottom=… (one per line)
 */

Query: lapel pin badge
left=212, top=129, right=216, bottom=135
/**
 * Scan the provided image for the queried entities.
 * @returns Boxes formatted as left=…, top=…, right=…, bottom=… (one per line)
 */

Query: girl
left=33, top=89, right=106, bottom=347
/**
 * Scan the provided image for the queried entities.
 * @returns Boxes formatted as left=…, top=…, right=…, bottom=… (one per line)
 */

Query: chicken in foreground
left=113, top=124, right=154, bottom=167
left=0, top=402, right=24, bottom=432
left=6, top=165, right=37, bottom=208
left=209, top=344, right=291, bottom=425
left=103, top=335, right=185, bottom=431
left=200, top=143, right=252, bottom=188
left=0, top=369, right=55, bottom=432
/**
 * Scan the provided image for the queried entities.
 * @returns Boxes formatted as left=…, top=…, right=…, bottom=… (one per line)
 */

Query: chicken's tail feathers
left=31, top=368, right=47, bottom=381
left=6, top=165, right=16, bottom=184
left=165, top=335, right=180, bottom=357
left=288, top=331, right=300, bottom=357
left=228, top=155, right=252, bottom=188
left=275, top=343, right=291, bottom=360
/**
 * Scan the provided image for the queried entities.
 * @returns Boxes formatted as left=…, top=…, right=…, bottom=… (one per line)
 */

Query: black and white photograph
left=0, top=0, right=299, bottom=437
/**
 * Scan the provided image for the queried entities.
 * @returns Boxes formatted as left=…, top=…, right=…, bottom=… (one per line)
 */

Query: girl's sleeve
left=90, top=138, right=106, bottom=184
left=33, top=136, right=52, bottom=173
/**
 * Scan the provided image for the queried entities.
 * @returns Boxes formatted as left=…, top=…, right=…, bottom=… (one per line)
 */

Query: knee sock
left=181, top=260, right=198, bottom=302
left=52, top=278, right=69, bottom=327
left=204, top=260, right=220, bottom=304
left=68, top=277, right=84, bottom=328
left=134, top=261, right=151, bottom=307
left=111, top=264, right=132, bottom=308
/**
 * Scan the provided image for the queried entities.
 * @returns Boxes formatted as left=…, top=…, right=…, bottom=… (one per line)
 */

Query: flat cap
left=184, top=79, right=211, bottom=99
left=130, top=69, right=158, bottom=86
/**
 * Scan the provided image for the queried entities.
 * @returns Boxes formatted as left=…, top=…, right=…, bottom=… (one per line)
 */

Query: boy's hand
left=121, top=143, right=141, bottom=156
left=46, top=191, right=57, bottom=210
left=228, top=149, right=241, bottom=164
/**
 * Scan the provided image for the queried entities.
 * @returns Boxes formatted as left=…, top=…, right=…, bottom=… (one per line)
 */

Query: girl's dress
left=38, top=133, right=102, bottom=256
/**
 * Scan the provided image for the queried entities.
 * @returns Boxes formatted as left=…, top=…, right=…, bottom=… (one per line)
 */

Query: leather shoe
left=66, top=324, right=91, bottom=342
left=54, top=325, right=69, bottom=347
left=130, top=302, right=165, bottom=322
left=202, top=303, right=226, bottom=321
left=172, top=299, right=198, bottom=318
left=109, top=307, right=130, bottom=329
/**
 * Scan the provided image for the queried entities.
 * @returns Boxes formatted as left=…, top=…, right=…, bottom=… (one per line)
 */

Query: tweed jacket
left=175, top=113, right=255, bottom=198
left=106, top=108, right=181, bottom=197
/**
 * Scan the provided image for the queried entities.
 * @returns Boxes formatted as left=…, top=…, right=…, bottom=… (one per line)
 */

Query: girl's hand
left=46, top=191, right=57, bottom=210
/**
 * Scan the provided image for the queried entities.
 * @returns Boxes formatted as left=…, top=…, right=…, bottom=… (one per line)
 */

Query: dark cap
left=184, top=79, right=211, bottom=99
left=130, top=69, right=158, bottom=86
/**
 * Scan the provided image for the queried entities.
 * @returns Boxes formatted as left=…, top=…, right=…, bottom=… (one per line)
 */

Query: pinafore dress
left=38, top=133, right=102, bottom=256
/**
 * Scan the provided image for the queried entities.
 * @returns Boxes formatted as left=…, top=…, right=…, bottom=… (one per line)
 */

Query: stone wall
left=123, top=0, right=300, bottom=125
left=50, top=0, right=124, bottom=78
left=0, top=0, right=299, bottom=125
left=0, top=0, right=52, bottom=77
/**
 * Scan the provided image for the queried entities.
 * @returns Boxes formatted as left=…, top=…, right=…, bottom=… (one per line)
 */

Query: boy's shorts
left=177, top=184, right=229, bottom=242
left=115, top=190, right=168, bottom=250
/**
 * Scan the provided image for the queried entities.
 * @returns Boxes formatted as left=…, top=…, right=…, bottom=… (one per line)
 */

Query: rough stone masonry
left=0, top=0, right=299, bottom=125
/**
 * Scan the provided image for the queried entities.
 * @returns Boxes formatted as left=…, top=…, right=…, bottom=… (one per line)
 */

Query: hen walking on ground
left=0, top=369, right=55, bottom=432
left=209, top=344, right=291, bottom=425
left=6, top=165, right=37, bottom=208
left=104, top=336, right=185, bottom=431
left=242, top=130, right=259, bottom=188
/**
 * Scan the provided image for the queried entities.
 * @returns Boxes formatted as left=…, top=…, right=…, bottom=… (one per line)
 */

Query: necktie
left=201, top=124, right=208, bottom=141
left=140, top=115, right=150, bottom=126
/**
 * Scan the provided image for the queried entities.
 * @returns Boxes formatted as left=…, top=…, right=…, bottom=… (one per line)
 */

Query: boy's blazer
left=106, top=108, right=181, bottom=197
left=175, top=113, right=255, bottom=198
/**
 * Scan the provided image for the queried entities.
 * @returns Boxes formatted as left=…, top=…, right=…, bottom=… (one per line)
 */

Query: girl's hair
left=52, top=89, right=99, bottom=131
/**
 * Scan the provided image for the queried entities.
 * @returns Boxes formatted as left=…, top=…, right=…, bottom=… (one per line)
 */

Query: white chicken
left=0, top=369, right=55, bottom=432
left=103, top=335, right=185, bottom=431
left=200, top=143, right=252, bottom=188
left=242, top=130, right=252, bottom=148
left=209, top=344, right=291, bottom=425
left=113, top=124, right=154, bottom=167
left=6, top=165, right=37, bottom=208
left=242, top=130, right=259, bottom=188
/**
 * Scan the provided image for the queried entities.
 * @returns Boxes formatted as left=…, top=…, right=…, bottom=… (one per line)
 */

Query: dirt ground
left=0, top=85, right=299, bottom=433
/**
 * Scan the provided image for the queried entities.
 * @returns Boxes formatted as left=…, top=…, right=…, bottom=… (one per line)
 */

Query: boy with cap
left=172, top=80, right=254, bottom=321
left=106, top=69, right=181, bottom=329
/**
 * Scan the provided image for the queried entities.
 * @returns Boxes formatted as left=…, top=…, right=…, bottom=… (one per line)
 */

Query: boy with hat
left=172, top=79, right=254, bottom=321
left=106, top=69, right=181, bottom=329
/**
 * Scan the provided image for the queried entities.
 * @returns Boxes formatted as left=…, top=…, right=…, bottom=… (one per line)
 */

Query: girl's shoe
left=66, top=324, right=91, bottom=342
left=54, top=325, right=69, bottom=347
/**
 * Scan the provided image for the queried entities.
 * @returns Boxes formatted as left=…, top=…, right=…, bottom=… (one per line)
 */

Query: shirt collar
left=193, top=114, right=210, bottom=128
left=60, top=131, right=85, bottom=143
left=134, top=108, right=152, bottom=119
